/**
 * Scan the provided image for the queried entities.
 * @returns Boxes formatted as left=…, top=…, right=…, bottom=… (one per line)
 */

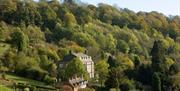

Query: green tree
left=151, top=40, right=166, bottom=73
left=134, top=55, right=141, bottom=68
left=0, top=0, right=17, bottom=23
left=95, top=60, right=109, bottom=86
left=152, top=72, right=161, bottom=91
left=120, top=79, right=135, bottom=91
left=49, top=63, right=57, bottom=77
left=107, top=56, right=118, bottom=69
left=74, top=7, right=92, bottom=24
left=64, top=12, right=77, bottom=28
left=25, top=25, right=45, bottom=43
left=117, top=40, right=129, bottom=53
left=64, top=0, right=76, bottom=4
left=11, top=28, right=29, bottom=52
left=72, top=33, right=97, bottom=47
left=39, top=3, right=57, bottom=29
left=105, top=67, right=124, bottom=90
left=105, top=34, right=116, bottom=52
left=65, top=58, right=87, bottom=79
left=15, top=1, right=41, bottom=25
left=169, top=63, right=180, bottom=75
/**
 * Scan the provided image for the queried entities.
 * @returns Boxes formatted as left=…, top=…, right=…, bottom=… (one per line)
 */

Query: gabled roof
left=71, top=52, right=89, bottom=57
left=60, top=51, right=92, bottom=64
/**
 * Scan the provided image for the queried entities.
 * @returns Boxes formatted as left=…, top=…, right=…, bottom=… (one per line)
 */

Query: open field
left=6, top=74, right=47, bottom=86
left=0, top=85, right=13, bottom=91
left=0, top=74, right=56, bottom=91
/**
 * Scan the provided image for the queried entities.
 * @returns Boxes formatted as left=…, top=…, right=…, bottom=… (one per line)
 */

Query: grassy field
left=0, top=74, right=55, bottom=91
left=0, top=85, right=13, bottom=91
left=6, top=74, right=47, bottom=86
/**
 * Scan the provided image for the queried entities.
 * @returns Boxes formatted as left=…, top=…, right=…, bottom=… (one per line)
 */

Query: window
left=59, top=64, right=63, bottom=68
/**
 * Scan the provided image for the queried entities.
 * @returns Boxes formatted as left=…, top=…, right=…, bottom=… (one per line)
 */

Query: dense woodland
left=0, top=0, right=180, bottom=91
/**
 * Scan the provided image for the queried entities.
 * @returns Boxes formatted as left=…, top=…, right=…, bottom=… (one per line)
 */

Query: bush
left=24, top=87, right=30, bottom=91
left=29, top=86, right=37, bottom=91
left=109, top=88, right=121, bottom=91
left=120, top=79, right=135, bottom=91
left=43, top=75, right=56, bottom=84
left=2, top=73, right=6, bottom=79
left=26, top=67, right=48, bottom=81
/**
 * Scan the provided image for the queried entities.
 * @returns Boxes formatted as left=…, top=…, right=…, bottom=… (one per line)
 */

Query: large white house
left=59, top=51, right=94, bottom=78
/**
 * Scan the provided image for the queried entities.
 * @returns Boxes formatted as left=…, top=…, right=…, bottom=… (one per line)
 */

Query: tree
left=117, top=40, right=129, bottom=53
left=65, top=58, right=87, bottom=79
left=169, top=63, right=180, bottom=75
left=14, top=1, right=41, bottom=26
left=120, top=79, right=135, bottom=91
left=25, top=25, right=45, bottom=43
left=74, top=7, right=92, bottom=24
left=152, top=72, right=161, bottom=91
left=95, top=60, right=109, bottom=86
left=105, top=34, right=116, bottom=52
left=64, top=0, right=76, bottom=4
left=49, top=63, right=57, bottom=78
left=134, top=55, right=141, bottom=68
left=107, top=56, right=118, bottom=69
left=137, top=64, right=152, bottom=85
left=11, top=28, right=29, bottom=52
left=72, top=33, right=97, bottom=47
left=64, top=12, right=77, bottom=28
left=0, top=0, right=17, bottom=23
left=105, top=67, right=124, bottom=90
left=151, top=40, right=172, bottom=90
left=151, top=40, right=166, bottom=73
left=39, top=4, right=57, bottom=29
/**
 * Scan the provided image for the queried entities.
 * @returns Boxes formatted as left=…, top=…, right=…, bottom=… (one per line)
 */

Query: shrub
left=2, top=73, right=6, bottom=79
left=109, top=88, right=121, bottom=91
left=43, top=75, right=56, bottom=84
left=120, top=79, right=135, bottom=91
left=26, top=67, right=48, bottom=81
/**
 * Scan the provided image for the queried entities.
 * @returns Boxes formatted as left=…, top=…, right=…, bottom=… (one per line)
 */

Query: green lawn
left=0, top=85, right=13, bottom=91
left=0, top=74, right=57, bottom=91
left=6, top=74, right=47, bottom=86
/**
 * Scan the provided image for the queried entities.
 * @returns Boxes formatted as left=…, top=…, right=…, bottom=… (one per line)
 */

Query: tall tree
left=64, top=12, right=77, bottom=28
left=95, top=60, right=109, bottom=86
left=11, top=28, right=29, bottom=52
left=105, top=67, right=124, bottom=90
left=151, top=40, right=166, bottom=73
left=64, top=0, right=76, bottom=4
left=152, top=72, right=161, bottom=91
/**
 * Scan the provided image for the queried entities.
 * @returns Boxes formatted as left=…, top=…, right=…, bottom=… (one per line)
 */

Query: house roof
left=59, top=51, right=92, bottom=64
left=71, top=52, right=89, bottom=57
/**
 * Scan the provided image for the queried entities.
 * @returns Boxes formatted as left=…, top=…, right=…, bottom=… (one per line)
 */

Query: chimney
left=84, top=50, right=88, bottom=54
left=69, top=50, right=72, bottom=54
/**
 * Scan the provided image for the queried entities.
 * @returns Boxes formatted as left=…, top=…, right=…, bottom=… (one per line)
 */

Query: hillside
left=0, top=0, right=180, bottom=91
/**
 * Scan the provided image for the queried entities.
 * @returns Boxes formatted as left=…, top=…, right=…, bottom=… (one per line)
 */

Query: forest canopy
left=0, top=0, right=180, bottom=91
